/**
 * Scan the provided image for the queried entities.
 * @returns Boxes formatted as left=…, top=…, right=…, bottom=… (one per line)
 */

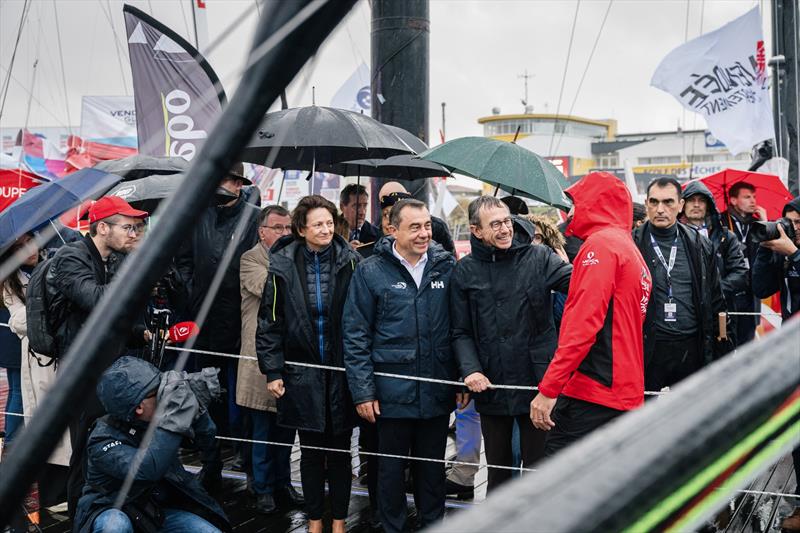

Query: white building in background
left=477, top=110, right=752, bottom=195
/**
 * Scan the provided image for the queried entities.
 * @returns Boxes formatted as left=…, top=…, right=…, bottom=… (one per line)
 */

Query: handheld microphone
left=168, top=321, right=200, bottom=343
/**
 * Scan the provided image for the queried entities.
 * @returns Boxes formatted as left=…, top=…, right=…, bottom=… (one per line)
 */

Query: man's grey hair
left=389, top=198, right=427, bottom=228
left=468, top=196, right=507, bottom=226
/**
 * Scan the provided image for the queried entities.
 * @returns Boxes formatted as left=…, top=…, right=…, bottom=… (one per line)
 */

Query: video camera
left=750, top=218, right=797, bottom=243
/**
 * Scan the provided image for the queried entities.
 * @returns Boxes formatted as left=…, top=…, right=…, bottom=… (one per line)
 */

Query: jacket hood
left=682, top=180, right=720, bottom=216
left=783, top=197, right=800, bottom=217
left=469, top=215, right=533, bottom=262
left=96, top=356, right=161, bottom=422
left=682, top=180, right=726, bottom=237
left=565, top=172, right=632, bottom=240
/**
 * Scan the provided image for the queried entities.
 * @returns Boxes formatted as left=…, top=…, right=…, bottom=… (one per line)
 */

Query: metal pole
left=772, top=0, right=799, bottom=195
left=0, top=0, right=357, bottom=521
left=370, top=0, right=430, bottom=219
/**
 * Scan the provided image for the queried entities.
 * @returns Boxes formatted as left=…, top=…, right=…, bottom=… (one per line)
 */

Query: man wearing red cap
left=45, top=195, right=150, bottom=517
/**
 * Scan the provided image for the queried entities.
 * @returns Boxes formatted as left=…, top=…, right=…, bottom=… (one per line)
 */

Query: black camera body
left=750, top=218, right=797, bottom=243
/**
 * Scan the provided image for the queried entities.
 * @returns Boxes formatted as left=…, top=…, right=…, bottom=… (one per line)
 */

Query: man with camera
left=751, top=197, right=800, bottom=532
left=751, top=198, right=800, bottom=319
left=74, top=356, right=230, bottom=532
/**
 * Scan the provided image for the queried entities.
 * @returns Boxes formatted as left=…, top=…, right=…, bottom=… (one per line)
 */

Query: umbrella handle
left=493, top=185, right=499, bottom=197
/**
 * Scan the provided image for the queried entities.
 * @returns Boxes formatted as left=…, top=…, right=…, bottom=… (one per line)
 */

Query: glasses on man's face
left=308, top=220, right=335, bottom=231
left=262, top=224, right=291, bottom=233
left=106, top=222, right=147, bottom=235
left=488, top=217, right=513, bottom=231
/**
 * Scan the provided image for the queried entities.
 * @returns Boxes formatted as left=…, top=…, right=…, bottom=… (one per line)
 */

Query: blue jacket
left=343, top=236, right=458, bottom=419
left=74, top=357, right=229, bottom=533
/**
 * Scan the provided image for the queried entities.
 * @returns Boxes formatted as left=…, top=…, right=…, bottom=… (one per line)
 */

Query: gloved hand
left=156, top=374, right=200, bottom=438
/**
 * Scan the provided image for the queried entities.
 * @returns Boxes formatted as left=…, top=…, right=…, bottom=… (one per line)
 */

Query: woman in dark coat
left=256, top=195, right=360, bottom=533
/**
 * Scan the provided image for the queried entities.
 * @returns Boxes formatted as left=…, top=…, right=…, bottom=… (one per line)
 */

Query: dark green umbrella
left=418, top=136, right=571, bottom=210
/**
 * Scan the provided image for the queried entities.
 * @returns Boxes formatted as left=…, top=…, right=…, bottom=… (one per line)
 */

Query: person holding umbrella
left=256, top=195, right=360, bottom=533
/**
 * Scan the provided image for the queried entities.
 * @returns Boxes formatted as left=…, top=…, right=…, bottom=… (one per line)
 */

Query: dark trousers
left=481, top=412, right=546, bottom=492
left=195, top=351, right=246, bottom=473
left=376, top=415, right=449, bottom=533
left=67, top=395, right=105, bottom=518
left=298, top=427, right=352, bottom=520
left=248, top=408, right=294, bottom=495
left=358, top=420, right=379, bottom=512
left=645, top=335, right=703, bottom=391
left=544, top=397, right=622, bottom=456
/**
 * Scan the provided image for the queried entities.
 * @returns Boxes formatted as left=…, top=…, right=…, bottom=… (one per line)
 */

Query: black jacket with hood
left=74, top=357, right=229, bottom=533
left=450, top=217, right=572, bottom=416
left=47, top=234, right=144, bottom=359
left=176, top=192, right=260, bottom=351
left=256, top=234, right=360, bottom=434
left=752, top=197, right=800, bottom=319
left=681, top=181, right=749, bottom=340
left=633, top=221, right=730, bottom=365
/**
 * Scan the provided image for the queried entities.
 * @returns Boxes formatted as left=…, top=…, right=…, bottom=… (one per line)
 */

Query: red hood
left=565, top=171, right=632, bottom=240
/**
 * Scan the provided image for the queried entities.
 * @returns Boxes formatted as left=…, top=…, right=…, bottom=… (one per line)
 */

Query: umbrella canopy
left=386, top=125, right=428, bottom=153
left=318, top=154, right=450, bottom=180
left=419, top=137, right=571, bottom=210
left=0, top=168, right=122, bottom=251
left=686, top=169, right=793, bottom=220
left=239, top=106, right=415, bottom=170
left=94, top=155, right=188, bottom=181
left=106, top=173, right=187, bottom=214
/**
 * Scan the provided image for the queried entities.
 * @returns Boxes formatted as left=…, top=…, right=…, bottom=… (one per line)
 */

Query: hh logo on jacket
left=431, top=280, right=444, bottom=289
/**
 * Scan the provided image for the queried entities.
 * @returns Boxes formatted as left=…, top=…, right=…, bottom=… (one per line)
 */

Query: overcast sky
left=0, top=0, right=772, bottom=145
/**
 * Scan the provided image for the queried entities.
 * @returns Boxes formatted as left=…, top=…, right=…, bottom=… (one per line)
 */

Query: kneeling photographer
left=751, top=198, right=800, bottom=320
left=74, top=357, right=231, bottom=533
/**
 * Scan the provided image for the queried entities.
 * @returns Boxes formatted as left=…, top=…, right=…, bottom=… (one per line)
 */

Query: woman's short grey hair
left=468, top=196, right=507, bottom=226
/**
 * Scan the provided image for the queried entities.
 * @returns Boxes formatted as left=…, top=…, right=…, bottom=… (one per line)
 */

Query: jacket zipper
left=314, top=253, right=324, bottom=362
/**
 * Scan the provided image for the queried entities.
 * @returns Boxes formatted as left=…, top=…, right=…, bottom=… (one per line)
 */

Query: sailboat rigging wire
left=52, top=0, right=73, bottom=134
left=98, top=0, right=130, bottom=95
left=0, top=0, right=32, bottom=122
left=0, top=64, right=72, bottom=129
left=687, top=0, right=704, bottom=182
left=553, top=0, right=614, bottom=156
left=547, top=0, right=581, bottom=157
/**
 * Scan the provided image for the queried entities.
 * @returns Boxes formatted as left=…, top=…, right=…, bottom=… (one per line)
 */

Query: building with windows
left=478, top=110, right=752, bottom=196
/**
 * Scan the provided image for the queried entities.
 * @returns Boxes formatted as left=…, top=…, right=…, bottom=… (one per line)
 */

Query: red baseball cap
left=88, top=196, right=149, bottom=224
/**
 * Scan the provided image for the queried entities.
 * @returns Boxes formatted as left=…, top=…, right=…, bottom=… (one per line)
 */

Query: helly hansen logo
left=431, top=280, right=445, bottom=289
left=391, top=282, right=407, bottom=289
left=581, top=251, right=600, bottom=267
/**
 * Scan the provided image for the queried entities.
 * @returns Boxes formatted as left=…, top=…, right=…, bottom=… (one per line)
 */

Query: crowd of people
left=1, top=167, right=798, bottom=533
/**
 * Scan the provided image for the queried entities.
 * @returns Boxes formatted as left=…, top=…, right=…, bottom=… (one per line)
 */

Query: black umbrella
left=94, top=155, right=189, bottom=181
left=239, top=106, right=414, bottom=170
left=318, top=154, right=451, bottom=180
left=105, top=173, right=187, bottom=214
left=385, top=124, right=428, bottom=153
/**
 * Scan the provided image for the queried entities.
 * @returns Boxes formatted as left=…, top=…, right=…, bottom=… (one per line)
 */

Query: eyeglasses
left=307, top=220, right=335, bottom=231
left=487, top=217, right=513, bottom=231
left=106, top=222, right=147, bottom=235
left=262, top=224, right=291, bottom=232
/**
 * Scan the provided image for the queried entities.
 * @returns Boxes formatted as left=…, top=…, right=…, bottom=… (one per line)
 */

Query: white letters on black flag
left=123, top=5, right=226, bottom=161
left=650, top=7, right=773, bottom=154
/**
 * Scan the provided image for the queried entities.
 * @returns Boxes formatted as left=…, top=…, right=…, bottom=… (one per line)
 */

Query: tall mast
left=770, top=0, right=799, bottom=195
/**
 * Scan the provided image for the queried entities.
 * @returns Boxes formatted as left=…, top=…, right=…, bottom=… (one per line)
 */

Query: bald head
left=379, top=181, right=408, bottom=200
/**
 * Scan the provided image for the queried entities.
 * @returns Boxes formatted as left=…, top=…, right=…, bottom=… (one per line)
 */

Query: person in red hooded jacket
left=530, top=172, right=652, bottom=455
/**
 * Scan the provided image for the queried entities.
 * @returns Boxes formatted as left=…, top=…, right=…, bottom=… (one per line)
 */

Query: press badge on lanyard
left=651, top=234, right=678, bottom=322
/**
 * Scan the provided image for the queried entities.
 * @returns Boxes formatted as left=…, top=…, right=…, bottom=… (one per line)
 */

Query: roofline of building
left=477, top=113, right=615, bottom=129
left=616, top=128, right=706, bottom=138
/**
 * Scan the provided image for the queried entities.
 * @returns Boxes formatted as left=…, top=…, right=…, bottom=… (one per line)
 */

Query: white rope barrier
left=162, top=345, right=669, bottom=396
left=1, top=410, right=797, bottom=500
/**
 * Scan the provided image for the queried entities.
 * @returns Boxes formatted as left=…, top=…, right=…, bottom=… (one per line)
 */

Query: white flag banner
left=80, top=96, right=137, bottom=148
left=650, top=7, right=773, bottom=154
left=330, top=62, right=371, bottom=113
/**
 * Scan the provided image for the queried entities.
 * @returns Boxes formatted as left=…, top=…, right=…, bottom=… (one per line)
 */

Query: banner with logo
left=0, top=169, right=42, bottom=213
left=123, top=4, right=226, bottom=161
left=651, top=7, right=774, bottom=154
left=330, top=62, right=371, bottom=113
left=80, top=96, right=137, bottom=148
